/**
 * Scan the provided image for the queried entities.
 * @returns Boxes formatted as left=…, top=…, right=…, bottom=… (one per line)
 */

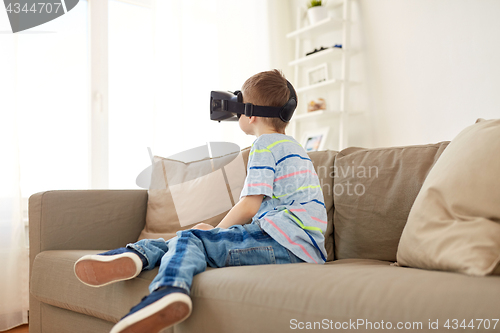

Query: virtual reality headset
left=210, top=80, right=298, bottom=122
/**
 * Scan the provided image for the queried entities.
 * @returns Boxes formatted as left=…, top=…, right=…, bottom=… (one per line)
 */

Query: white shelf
left=286, top=16, right=344, bottom=40
left=289, top=47, right=343, bottom=67
left=296, top=79, right=342, bottom=94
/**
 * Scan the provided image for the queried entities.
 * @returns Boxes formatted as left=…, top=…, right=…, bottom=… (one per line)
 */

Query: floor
left=3, top=325, right=28, bottom=333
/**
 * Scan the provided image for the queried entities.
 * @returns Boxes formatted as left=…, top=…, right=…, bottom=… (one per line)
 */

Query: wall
left=217, top=0, right=295, bottom=150
left=358, top=0, right=500, bottom=147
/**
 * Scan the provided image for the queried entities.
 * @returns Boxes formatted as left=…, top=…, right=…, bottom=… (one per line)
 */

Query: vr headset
left=210, top=80, right=298, bottom=122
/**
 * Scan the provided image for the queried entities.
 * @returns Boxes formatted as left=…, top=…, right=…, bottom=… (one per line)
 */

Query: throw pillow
left=138, top=146, right=250, bottom=241
left=397, top=119, right=500, bottom=276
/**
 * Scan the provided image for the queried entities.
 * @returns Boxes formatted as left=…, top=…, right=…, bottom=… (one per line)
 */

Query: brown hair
left=241, top=69, right=294, bottom=132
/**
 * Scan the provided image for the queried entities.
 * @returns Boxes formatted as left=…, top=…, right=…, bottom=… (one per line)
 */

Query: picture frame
left=307, top=63, right=328, bottom=85
left=302, top=127, right=329, bottom=152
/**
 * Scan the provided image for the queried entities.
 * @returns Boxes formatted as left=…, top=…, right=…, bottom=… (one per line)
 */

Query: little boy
left=74, top=69, right=328, bottom=333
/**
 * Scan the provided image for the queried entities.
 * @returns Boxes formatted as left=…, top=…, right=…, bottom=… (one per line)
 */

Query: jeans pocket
left=286, top=249, right=305, bottom=264
left=226, top=246, right=276, bottom=266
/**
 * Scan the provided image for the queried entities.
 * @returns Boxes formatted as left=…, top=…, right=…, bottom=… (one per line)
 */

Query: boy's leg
left=149, top=222, right=303, bottom=293
left=126, top=238, right=171, bottom=271
left=109, top=223, right=303, bottom=333
left=74, top=238, right=170, bottom=287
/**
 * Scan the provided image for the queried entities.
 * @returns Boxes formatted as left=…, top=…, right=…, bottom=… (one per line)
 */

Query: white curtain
left=0, top=2, right=88, bottom=329
left=0, top=36, right=29, bottom=330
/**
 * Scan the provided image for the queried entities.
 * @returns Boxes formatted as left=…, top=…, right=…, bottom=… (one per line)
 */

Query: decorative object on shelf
left=302, top=127, right=329, bottom=152
left=307, top=98, right=327, bottom=112
left=306, top=46, right=328, bottom=56
left=307, top=0, right=328, bottom=25
left=307, top=63, right=328, bottom=85
left=305, top=44, right=342, bottom=57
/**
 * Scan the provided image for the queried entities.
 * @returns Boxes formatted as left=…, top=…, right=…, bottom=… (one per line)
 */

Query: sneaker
left=110, top=287, right=192, bottom=333
left=74, top=248, right=144, bottom=287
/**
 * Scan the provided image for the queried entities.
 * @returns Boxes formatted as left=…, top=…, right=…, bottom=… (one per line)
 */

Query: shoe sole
left=74, top=253, right=142, bottom=287
left=110, top=293, right=192, bottom=333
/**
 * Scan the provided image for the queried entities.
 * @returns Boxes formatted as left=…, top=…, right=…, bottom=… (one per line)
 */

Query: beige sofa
left=29, top=142, right=500, bottom=333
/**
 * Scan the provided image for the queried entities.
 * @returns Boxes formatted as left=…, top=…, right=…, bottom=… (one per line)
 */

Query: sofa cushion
left=333, top=142, right=449, bottom=261
left=397, top=119, right=500, bottom=276
left=39, top=303, right=116, bottom=333
left=183, top=260, right=500, bottom=333
left=139, top=146, right=250, bottom=241
left=31, top=251, right=500, bottom=333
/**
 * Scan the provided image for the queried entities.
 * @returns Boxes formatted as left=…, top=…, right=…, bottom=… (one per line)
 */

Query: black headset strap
left=286, top=80, right=297, bottom=104
left=226, top=100, right=282, bottom=118
left=225, top=80, right=296, bottom=120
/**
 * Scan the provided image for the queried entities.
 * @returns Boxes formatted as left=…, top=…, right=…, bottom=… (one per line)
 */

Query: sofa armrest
left=28, top=190, right=147, bottom=333
left=29, top=190, right=148, bottom=264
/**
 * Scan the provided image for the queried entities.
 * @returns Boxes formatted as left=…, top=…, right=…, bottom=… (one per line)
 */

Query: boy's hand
left=191, top=223, right=215, bottom=230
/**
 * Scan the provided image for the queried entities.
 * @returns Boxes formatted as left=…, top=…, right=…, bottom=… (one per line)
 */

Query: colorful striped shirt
left=240, top=133, right=327, bottom=264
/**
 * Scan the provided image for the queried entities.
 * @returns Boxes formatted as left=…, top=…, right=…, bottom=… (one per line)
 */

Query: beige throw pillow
left=397, top=119, right=500, bottom=276
left=138, top=147, right=250, bottom=241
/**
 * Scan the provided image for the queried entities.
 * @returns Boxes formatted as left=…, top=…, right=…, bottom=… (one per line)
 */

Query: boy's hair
left=241, top=69, right=295, bottom=132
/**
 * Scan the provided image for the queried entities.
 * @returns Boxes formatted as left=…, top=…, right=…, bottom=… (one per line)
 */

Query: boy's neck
left=254, top=128, right=285, bottom=137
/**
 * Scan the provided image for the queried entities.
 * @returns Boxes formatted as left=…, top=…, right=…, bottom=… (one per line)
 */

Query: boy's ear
left=248, top=116, right=258, bottom=124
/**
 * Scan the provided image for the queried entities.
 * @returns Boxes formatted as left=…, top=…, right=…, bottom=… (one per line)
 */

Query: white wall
left=215, top=0, right=295, bottom=150
left=358, top=0, right=500, bottom=147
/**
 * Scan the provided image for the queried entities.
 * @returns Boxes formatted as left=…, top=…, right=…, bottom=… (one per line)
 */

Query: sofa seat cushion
left=32, top=251, right=500, bottom=333
left=184, top=259, right=500, bottom=332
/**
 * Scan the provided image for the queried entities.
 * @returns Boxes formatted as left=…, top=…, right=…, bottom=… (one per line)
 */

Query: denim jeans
left=126, top=222, right=305, bottom=294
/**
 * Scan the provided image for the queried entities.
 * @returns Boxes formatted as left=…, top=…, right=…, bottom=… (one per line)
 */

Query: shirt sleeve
left=240, top=142, right=275, bottom=199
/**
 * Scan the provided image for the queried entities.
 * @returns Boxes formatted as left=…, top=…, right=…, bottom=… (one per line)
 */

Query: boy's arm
left=215, top=194, right=264, bottom=229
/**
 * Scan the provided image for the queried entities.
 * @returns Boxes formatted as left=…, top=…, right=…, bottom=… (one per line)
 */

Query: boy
left=74, top=69, right=328, bottom=333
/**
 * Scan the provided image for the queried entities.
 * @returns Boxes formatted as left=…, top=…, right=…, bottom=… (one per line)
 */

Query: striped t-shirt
left=240, top=133, right=327, bottom=264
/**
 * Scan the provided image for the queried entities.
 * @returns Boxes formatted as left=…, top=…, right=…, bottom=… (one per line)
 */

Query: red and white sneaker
left=74, top=249, right=143, bottom=287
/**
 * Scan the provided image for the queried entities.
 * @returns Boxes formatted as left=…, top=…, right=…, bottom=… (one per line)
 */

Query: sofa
left=29, top=142, right=500, bottom=333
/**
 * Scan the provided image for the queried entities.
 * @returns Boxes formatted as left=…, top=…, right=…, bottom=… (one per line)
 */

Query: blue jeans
left=126, top=222, right=305, bottom=294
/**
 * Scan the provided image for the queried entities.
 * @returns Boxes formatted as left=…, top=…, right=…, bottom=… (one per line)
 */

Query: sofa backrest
left=331, top=142, right=450, bottom=262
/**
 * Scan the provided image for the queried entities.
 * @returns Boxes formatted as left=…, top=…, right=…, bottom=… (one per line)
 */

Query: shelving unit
left=295, top=78, right=342, bottom=93
left=287, top=0, right=359, bottom=151
left=286, top=16, right=343, bottom=39
left=289, top=47, right=343, bottom=67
